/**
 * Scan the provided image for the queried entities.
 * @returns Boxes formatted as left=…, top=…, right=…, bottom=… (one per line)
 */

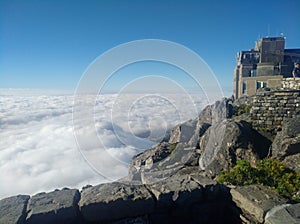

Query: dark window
left=242, top=82, right=247, bottom=94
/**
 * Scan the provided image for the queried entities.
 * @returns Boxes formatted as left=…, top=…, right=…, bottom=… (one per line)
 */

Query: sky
left=1, top=0, right=300, bottom=93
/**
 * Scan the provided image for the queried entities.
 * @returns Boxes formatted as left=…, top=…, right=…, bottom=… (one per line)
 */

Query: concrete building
left=233, top=36, right=300, bottom=98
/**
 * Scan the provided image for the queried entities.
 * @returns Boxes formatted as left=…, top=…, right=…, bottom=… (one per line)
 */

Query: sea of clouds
left=0, top=89, right=214, bottom=199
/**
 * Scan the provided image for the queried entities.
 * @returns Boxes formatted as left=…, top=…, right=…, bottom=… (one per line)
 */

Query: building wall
left=251, top=90, right=300, bottom=133
left=282, top=77, right=300, bottom=90
left=237, top=75, right=283, bottom=98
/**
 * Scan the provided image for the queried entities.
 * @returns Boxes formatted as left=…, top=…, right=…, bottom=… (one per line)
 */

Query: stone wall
left=251, top=90, right=300, bottom=133
left=282, top=77, right=300, bottom=90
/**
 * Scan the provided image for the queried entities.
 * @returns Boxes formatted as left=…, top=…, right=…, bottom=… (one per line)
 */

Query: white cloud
left=0, top=89, right=208, bottom=199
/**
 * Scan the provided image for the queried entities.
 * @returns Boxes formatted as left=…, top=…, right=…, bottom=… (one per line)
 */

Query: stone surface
left=283, top=153, right=300, bottom=172
left=26, top=188, right=80, bottom=224
left=148, top=167, right=205, bottom=209
left=128, top=142, right=197, bottom=184
left=0, top=195, right=29, bottom=224
left=79, top=182, right=155, bottom=223
left=271, top=114, right=300, bottom=160
left=265, top=203, right=300, bottom=224
left=282, top=78, right=300, bottom=90
left=251, top=90, right=300, bottom=133
left=147, top=167, right=240, bottom=224
left=199, top=120, right=271, bottom=177
left=231, top=185, right=288, bottom=223
left=168, top=118, right=198, bottom=144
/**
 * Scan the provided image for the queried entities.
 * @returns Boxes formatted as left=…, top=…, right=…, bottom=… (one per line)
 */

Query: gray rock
left=231, top=185, right=288, bottom=223
left=188, top=105, right=212, bottom=148
left=0, top=195, right=29, bottom=224
left=26, top=188, right=80, bottom=224
left=79, top=182, right=155, bottom=223
left=148, top=167, right=225, bottom=209
left=128, top=142, right=197, bottom=184
left=149, top=168, right=203, bottom=209
left=147, top=167, right=239, bottom=224
left=168, top=98, right=232, bottom=148
left=169, top=119, right=198, bottom=144
left=283, top=153, right=300, bottom=172
left=271, top=114, right=300, bottom=160
left=265, top=203, right=300, bottom=224
left=128, top=142, right=173, bottom=182
left=199, top=120, right=271, bottom=177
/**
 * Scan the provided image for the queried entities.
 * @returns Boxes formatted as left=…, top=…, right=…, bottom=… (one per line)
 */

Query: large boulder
left=168, top=118, right=198, bottom=144
left=199, top=120, right=271, bottom=177
left=168, top=98, right=232, bottom=148
left=148, top=167, right=223, bottom=208
left=265, top=203, right=300, bottom=224
left=26, top=188, right=80, bottom=224
left=79, top=182, right=155, bottom=223
left=128, top=142, right=197, bottom=184
left=271, top=114, right=300, bottom=163
left=147, top=167, right=240, bottom=224
left=283, top=154, right=300, bottom=172
left=0, top=195, right=29, bottom=224
left=230, top=185, right=288, bottom=223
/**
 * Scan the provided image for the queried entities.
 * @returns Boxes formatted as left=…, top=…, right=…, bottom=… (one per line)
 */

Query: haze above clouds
left=0, top=89, right=209, bottom=199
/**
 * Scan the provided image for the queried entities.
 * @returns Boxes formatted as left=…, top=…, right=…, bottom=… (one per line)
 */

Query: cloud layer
left=0, top=89, right=208, bottom=199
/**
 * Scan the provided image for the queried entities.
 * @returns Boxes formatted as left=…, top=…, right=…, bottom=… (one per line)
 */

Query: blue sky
left=1, top=0, right=299, bottom=93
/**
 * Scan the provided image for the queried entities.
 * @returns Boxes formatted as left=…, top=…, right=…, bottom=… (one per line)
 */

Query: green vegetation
left=217, top=159, right=300, bottom=201
left=232, top=104, right=252, bottom=117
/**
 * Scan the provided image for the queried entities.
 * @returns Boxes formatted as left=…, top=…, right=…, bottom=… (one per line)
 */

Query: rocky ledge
left=1, top=96, right=300, bottom=224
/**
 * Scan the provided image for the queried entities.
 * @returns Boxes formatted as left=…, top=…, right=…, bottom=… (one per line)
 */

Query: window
left=256, top=81, right=267, bottom=89
left=250, top=69, right=257, bottom=77
left=242, top=82, right=247, bottom=94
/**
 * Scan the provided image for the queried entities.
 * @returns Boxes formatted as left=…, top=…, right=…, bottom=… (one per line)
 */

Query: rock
left=0, top=195, right=29, bottom=224
left=230, top=185, right=288, bottom=223
left=168, top=98, right=232, bottom=148
left=199, top=120, right=271, bottom=177
left=150, top=166, right=228, bottom=206
left=128, top=142, right=197, bottom=184
left=147, top=167, right=240, bottom=224
left=128, top=142, right=174, bottom=182
left=26, top=188, right=80, bottom=224
left=79, top=182, right=155, bottom=223
left=168, top=118, right=198, bottom=144
left=188, top=105, right=212, bottom=148
left=265, top=203, right=300, bottom=224
left=111, top=215, right=149, bottom=224
left=271, top=114, right=300, bottom=160
left=283, top=154, right=300, bottom=172
left=148, top=167, right=205, bottom=209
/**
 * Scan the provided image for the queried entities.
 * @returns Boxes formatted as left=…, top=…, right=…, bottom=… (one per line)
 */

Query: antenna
left=267, top=24, right=270, bottom=37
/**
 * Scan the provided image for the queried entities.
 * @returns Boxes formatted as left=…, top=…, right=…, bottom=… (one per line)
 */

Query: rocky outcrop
left=271, top=114, right=300, bottom=158
left=0, top=195, right=29, bottom=224
left=168, top=119, right=198, bottom=144
left=230, top=185, right=288, bottom=223
left=198, top=98, right=271, bottom=177
left=199, top=120, right=271, bottom=177
left=26, top=188, right=81, bottom=224
left=265, top=203, right=300, bottom=224
left=79, top=182, right=154, bottom=223
left=128, top=142, right=198, bottom=185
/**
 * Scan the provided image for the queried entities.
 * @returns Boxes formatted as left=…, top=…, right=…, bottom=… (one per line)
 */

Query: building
left=233, top=36, right=300, bottom=98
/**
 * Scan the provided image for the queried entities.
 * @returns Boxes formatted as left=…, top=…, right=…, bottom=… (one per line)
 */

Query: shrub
left=217, top=159, right=300, bottom=201
left=231, top=104, right=252, bottom=118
